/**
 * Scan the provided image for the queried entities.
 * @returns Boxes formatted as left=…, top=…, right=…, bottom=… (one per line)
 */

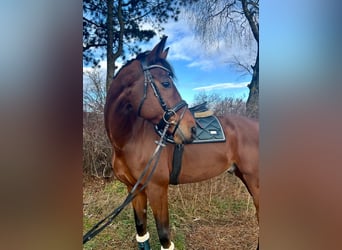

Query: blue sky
left=84, top=12, right=256, bottom=105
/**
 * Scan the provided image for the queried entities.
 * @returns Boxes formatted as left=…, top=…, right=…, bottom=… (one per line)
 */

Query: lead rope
left=83, top=124, right=170, bottom=244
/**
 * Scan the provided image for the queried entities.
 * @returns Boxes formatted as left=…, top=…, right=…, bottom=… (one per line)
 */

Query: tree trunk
left=241, top=0, right=259, bottom=119
left=246, top=48, right=259, bottom=119
left=106, top=0, right=124, bottom=92
left=106, top=0, right=114, bottom=92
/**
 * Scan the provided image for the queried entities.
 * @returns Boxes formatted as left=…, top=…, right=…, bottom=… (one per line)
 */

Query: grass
left=83, top=173, right=258, bottom=249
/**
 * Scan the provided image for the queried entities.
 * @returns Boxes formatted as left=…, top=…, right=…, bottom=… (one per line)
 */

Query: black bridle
left=137, top=60, right=188, bottom=143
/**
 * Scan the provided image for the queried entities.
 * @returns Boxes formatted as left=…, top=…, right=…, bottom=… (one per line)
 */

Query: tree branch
left=231, top=55, right=253, bottom=75
left=83, top=17, right=104, bottom=29
left=83, top=42, right=106, bottom=52
left=130, top=2, right=168, bottom=22
left=241, top=0, right=258, bottom=43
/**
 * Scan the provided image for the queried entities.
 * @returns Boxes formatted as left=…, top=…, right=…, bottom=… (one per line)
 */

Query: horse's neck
left=105, top=62, right=150, bottom=149
left=105, top=78, right=143, bottom=150
left=108, top=95, right=135, bottom=146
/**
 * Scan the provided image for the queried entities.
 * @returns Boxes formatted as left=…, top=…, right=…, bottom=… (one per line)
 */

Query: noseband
left=137, top=60, right=188, bottom=143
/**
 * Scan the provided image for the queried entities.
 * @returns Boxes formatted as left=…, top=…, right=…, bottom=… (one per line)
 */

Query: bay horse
left=104, top=36, right=259, bottom=250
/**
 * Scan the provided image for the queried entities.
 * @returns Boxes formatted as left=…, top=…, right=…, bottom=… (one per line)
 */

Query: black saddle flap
left=193, top=115, right=226, bottom=143
left=189, top=102, right=208, bottom=114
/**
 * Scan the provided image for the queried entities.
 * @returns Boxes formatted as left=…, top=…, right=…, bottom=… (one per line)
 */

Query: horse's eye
left=161, top=81, right=171, bottom=88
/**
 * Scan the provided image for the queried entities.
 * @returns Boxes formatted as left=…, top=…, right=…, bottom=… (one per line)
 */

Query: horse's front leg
left=130, top=188, right=151, bottom=250
left=146, top=184, right=174, bottom=250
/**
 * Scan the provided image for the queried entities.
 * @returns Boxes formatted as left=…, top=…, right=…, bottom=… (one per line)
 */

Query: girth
left=169, top=102, right=226, bottom=184
left=169, top=144, right=184, bottom=185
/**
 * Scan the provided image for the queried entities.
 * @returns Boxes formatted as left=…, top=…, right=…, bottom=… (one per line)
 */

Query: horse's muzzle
left=174, top=124, right=196, bottom=144
left=191, top=126, right=197, bottom=140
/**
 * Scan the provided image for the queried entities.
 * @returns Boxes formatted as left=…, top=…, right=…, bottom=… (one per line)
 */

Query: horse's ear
left=147, top=36, right=168, bottom=62
left=161, top=47, right=169, bottom=59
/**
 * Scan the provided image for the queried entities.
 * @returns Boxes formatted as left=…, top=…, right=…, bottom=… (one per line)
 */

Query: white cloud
left=158, top=13, right=257, bottom=72
left=193, top=82, right=249, bottom=91
left=83, top=60, right=108, bottom=74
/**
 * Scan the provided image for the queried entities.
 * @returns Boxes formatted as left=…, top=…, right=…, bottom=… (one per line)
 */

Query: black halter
left=137, top=60, right=188, bottom=143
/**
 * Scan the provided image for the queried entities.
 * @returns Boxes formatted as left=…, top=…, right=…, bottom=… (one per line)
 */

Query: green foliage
left=83, top=0, right=190, bottom=67
left=109, top=181, right=127, bottom=194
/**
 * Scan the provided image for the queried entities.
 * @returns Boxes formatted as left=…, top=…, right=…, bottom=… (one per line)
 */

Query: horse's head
left=125, top=36, right=196, bottom=144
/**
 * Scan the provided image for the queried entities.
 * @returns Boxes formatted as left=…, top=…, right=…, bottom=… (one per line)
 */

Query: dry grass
left=83, top=173, right=258, bottom=249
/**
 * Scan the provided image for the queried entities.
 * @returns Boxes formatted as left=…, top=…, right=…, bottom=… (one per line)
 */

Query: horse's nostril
left=191, top=126, right=197, bottom=136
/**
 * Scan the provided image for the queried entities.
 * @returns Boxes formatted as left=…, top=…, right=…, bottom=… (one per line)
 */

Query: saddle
left=170, top=102, right=226, bottom=185
left=189, top=102, right=226, bottom=144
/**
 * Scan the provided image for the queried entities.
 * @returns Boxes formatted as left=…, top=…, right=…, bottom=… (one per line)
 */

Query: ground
left=83, top=173, right=258, bottom=249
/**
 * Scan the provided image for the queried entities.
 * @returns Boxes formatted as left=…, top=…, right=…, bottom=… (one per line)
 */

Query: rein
left=83, top=124, right=170, bottom=244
